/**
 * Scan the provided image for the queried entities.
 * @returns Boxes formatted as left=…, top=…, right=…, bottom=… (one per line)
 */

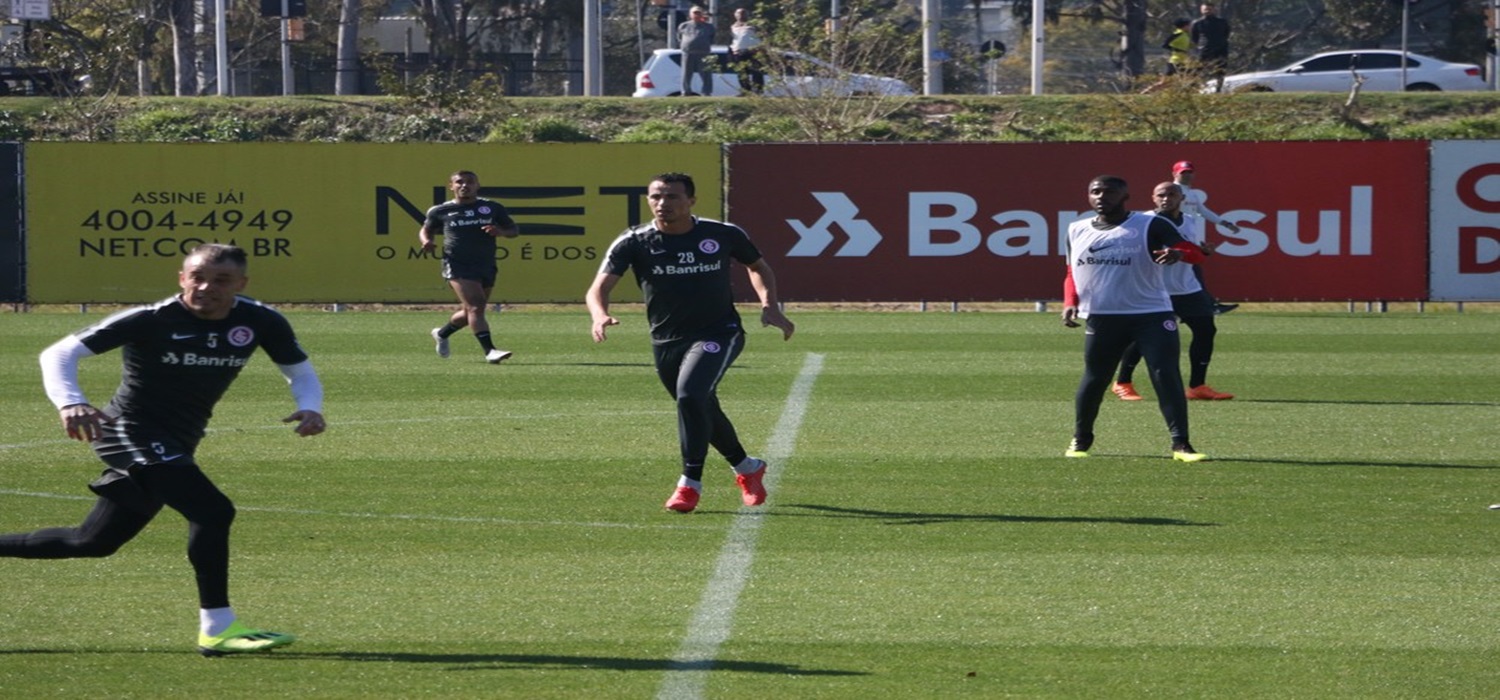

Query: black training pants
left=0, top=461, right=236, bottom=608
left=653, top=333, right=749, bottom=481
left=1075, top=312, right=1190, bottom=446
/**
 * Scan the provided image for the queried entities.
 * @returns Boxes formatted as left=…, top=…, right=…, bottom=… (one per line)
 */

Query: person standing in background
left=1143, top=18, right=1193, bottom=93
left=1191, top=3, right=1231, bottom=92
left=731, top=7, right=765, bottom=93
left=678, top=6, right=717, bottom=96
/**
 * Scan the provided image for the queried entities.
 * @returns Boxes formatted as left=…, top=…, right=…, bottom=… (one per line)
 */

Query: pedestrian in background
left=1143, top=18, right=1193, bottom=93
left=1191, top=3, right=1232, bottom=92
left=731, top=7, right=765, bottom=93
left=679, top=6, right=716, bottom=96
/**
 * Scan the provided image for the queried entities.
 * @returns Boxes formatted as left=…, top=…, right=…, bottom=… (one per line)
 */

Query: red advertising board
left=726, top=142, right=1429, bottom=301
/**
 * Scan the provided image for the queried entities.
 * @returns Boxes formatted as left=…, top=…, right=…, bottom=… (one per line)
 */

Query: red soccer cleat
left=665, top=486, right=700, bottom=513
left=1185, top=384, right=1235, bottom=400
left=735, top=459, right=768, bottom=506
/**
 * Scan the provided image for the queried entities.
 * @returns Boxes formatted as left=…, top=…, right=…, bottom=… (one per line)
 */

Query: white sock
left=732, top=457, right=764, bottom=475
left=200, top=607, right=236, bottom=637
left=676, top=476, right=703, bottom=491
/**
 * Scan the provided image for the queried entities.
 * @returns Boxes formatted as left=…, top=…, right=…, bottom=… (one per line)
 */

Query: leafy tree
left=1324, top=0, right=1401, bottom=46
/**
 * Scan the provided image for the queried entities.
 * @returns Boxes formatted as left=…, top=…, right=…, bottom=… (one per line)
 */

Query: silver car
left=1216, top=50, right=1488, bottom=93
left=632, top=46, right=915, bottom=98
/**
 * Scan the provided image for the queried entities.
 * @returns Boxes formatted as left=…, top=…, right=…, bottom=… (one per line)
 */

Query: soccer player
left=1112, top=182, right=1235, bottom=402
left=1, top=243, right=325, bottom=656
left=1061, top=175, right=1208, bottom=462
left=586, top=172, right=795, bottom=513
left=420, top=170, right=520, bottom=364
left=1172, top=160, right=1240, bottom=314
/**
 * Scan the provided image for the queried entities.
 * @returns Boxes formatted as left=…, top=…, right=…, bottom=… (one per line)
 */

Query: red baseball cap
left=1172, top=160, right=1195, bottom=174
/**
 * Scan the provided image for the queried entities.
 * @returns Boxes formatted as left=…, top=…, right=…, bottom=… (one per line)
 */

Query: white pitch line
left=656, top=352, right=824, bottom=700
left=0, top=411, right=674, bottom=451
left=0, top=489, right=715, bottom=532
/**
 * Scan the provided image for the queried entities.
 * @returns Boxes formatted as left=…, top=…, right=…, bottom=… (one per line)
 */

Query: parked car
left=1215, top=50, right=1487, bottom=93
left=633, top=46, right=915, bottom=98
left=0, top=66, right=82, bottom=96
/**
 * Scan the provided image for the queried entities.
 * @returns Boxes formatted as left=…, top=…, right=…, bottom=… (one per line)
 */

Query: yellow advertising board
left=25, top=143, right=722, bottom=303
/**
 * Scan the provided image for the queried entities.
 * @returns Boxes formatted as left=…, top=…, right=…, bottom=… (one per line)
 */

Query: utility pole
left=280, top=0, right=293, bottom=95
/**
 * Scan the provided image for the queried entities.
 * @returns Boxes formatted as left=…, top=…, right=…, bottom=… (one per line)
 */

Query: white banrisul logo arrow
left=785, top=192, right=884, bottom=257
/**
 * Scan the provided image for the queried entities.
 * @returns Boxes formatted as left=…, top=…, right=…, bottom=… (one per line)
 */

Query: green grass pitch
left=1, top=307, right=1497, bottom=698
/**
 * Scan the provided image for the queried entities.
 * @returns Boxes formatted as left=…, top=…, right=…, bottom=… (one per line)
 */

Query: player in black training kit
left=1, top=243, right=325, bottom=656
left=586, top=172, right=795, bottom=513
left=1061, top=176, right=1208, bottom=462
left=420, top=170, right=520, bottom=364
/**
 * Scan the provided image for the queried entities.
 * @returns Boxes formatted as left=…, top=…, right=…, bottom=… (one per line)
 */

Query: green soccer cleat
left=198, top=620, right=296, bottom=657
left=1064, top=438, right=1091, bottom=458
left=1172, top=444, right=1209, bottom=463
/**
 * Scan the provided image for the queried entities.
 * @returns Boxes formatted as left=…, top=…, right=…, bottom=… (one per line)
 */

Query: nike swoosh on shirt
left=171, top=333, right=195, bottom=340
left=1086, top=243, right=1115, bottom=253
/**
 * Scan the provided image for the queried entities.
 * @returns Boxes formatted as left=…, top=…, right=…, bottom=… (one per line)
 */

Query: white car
left=1215, top=50, right=1488, bottom=93
left=632, top=46, right=916, bottom=98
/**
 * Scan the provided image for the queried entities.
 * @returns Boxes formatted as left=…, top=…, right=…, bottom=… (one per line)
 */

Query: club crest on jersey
left=227, top=326, right=255, bottom=347
left=702, top=341, right=722, bottom=353
left=699, top=239, right=720, bottom=255
left=1163, top=319, right=1178, bottom=332
left=478, top=205, right=492, bottom=216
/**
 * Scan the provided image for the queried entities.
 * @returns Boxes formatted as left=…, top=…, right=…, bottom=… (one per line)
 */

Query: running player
left=1112, top=182, right=1235, bottom=402
left=1061, top=175, right=1208, bottom=462
left=586, top=172, right=795, bottom=513
left=420, top=170, right=520, bottom=364
left=1, top=243, right=325, bottom=656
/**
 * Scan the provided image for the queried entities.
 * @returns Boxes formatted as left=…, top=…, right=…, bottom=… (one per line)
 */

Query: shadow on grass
left=273, top=651, right=866, bottom=675
left=0, top=649, right=866, bottom=676
left=778, top=503, right=1218, bottom=527
left=529, top=362, right=655, bottom=368
left=1225, top=457, right=1496, bottom=470
left=1243, top=398, right=1499, bottom=408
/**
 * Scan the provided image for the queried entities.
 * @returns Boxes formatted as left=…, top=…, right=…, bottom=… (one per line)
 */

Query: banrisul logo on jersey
left=161, top=352, right=249, bottom=367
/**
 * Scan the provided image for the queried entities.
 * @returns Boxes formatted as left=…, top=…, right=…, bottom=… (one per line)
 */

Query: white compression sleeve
left=278, top=359, right=324, bottom=414
left=39, top=335, right=95, bottom=409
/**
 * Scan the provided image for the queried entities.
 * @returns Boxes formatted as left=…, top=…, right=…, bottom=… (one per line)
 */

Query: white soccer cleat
left=431, top=328, right=450, bottom=359
left=485, top=349, right=513, bottom=364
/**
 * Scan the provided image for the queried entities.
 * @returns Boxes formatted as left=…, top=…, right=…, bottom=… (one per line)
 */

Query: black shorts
left=1171, top=289, right=1215, bottom=318
left=442, top=259, right=497, bottom=287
